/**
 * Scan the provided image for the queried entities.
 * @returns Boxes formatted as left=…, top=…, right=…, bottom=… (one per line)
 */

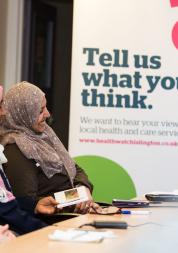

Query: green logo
left=74, top=155, right=136, bottom=203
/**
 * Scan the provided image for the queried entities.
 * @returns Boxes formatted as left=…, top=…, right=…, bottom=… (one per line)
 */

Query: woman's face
left=32, top=96, right=50, bottom=133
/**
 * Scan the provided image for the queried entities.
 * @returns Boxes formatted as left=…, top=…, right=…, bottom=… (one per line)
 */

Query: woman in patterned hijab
left=0, top=82, right=94, bottom=214
left=1, top=81, right=76, bottom=183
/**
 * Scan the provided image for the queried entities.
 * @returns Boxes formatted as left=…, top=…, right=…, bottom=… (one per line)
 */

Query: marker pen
left=121, top=210, right=151, bottom=215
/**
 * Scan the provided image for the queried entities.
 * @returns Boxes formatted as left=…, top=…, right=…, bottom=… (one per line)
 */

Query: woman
left=1, top=81, right=95, bottom=214
left=0, top=85, right=59, bottom=235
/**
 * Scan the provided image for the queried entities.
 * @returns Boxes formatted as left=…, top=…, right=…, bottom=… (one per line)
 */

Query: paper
left=48, top=229, right=117, bottom=243
left=146, top=190, right=178, bottom=195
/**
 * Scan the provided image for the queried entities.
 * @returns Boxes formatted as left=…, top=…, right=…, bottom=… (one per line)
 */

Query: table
left=1, top=203, right=178, bottom=253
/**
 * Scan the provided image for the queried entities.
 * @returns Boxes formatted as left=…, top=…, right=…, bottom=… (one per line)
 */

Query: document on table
left=48, top=229, right=117, bottom=243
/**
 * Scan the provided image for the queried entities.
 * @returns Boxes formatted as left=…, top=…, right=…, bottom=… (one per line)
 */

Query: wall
left=0, top=0, right=8, bottom=85
left=0, top=0, right=24, bottom=90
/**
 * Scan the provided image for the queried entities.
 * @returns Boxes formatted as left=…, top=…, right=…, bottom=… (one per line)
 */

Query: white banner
left=69, top=0, right=178, bottom=202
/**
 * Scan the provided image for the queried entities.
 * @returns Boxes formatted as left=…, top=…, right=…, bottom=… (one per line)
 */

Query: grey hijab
left=0, top=81, right=76, bottom=183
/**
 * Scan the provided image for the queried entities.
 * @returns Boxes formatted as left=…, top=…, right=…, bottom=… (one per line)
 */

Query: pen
left=121, top=210, right=151, bottom=215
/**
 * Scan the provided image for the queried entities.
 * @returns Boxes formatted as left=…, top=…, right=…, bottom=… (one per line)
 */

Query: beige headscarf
left=0, top=81, right=76, bottom=183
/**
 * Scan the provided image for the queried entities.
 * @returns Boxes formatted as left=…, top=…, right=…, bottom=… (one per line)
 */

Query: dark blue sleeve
left=0, top=199, right=47, bottom=235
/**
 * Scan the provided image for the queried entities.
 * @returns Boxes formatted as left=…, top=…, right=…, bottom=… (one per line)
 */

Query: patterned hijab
left=0, top=81, right=76, bottom=183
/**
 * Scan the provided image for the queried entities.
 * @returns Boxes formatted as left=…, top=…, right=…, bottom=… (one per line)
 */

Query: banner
left=69, top=0, right=178, bottom=202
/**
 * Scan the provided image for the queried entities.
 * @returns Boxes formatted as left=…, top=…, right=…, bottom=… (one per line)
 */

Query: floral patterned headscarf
left=0, top=81, right=76, bottom=183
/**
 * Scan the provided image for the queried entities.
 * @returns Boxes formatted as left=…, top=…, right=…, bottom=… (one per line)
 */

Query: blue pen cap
left=121, top=210, right=131, bottom=214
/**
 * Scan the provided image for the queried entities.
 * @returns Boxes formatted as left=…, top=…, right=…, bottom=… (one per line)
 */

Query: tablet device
left=145, top=194, right=178, bottom=202
left=54, top=186, right=89, bottom=208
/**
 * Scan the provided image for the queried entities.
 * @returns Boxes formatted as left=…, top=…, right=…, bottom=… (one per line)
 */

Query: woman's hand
left=35, top=196, right=61, bottom=214
left=74, top=200, right=92, bottom=214
left=0, top=224, right=16, bottom=242
left=73, top=187, right=102, bottom=214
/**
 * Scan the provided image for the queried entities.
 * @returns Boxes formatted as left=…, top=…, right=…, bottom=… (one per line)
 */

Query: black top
left=3, top=144, right=93, bottom=207
left=0, top=167, right=47, bottom=235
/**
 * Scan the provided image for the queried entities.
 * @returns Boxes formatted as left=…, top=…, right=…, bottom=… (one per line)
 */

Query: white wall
left=0, top=0, right=24, bottom=91
left=0, top=0, right=8, bottom=85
